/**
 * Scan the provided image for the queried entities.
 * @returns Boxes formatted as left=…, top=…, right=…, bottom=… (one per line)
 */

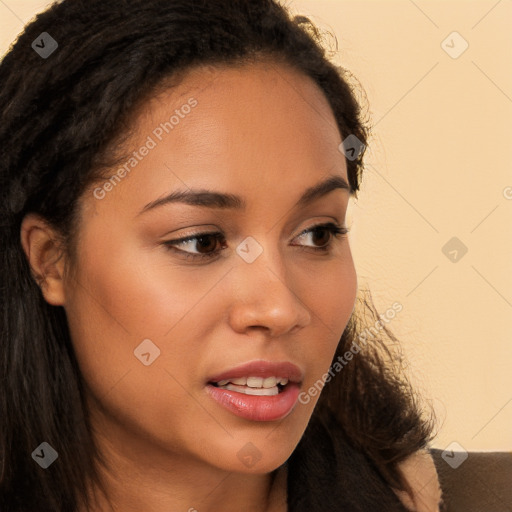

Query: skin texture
left=21, top=61, right=357, bottom=512
left=20, top=60, right=441, bottom=512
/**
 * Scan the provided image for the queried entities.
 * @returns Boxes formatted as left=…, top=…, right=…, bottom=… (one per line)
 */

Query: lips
left=205, top=360, right=304, bottom=422
left=206, top=360, right=303, bottom=385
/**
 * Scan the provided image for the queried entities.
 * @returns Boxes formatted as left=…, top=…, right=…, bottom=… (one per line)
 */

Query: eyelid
left=162, top=221, right=348, bottom=261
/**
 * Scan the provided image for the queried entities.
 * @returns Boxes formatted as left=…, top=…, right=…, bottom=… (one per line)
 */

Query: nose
left=227, top=244, right=312, bottom=338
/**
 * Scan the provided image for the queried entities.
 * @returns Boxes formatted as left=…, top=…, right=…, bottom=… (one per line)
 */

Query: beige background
left=2, top=0, right=511, bottom=452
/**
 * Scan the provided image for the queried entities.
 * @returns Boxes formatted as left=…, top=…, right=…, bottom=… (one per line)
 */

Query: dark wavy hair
left=0, top=1, right=434, bottom=510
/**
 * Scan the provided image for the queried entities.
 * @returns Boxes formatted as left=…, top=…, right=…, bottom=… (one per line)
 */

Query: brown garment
left=431, top=449, right=512, bottom=512
left=396, top=448, right=512, bottom=511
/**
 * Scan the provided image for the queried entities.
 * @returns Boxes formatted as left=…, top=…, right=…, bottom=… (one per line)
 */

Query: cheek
left=316, top=251, right=357, bottom=328
left=301, top=250, right=357, bottom=385
left=63, top=247, right=204, bottom=451
left=66, top=224, right=216, bottom=342
left=62, top=224, right=232, bottom=434
left=62, top=231, right=184, bottom=404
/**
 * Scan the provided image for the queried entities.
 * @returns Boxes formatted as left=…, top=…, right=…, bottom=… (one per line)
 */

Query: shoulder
left=394, top=449, right=443, bottom=512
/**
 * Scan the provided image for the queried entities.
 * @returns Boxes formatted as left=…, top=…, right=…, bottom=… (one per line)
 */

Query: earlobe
left=20, top=214, right=67, bottom=306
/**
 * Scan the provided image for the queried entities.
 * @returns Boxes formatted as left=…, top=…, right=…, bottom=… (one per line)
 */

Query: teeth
left=262, top=377, right=277, bottom=388
left=230, top=377, right=247, bottom=386
left=223, top=383, right=279, bottom=396
left=213, top=376, right=290, bottom=390
left=246, top=376, right=264, bottom=388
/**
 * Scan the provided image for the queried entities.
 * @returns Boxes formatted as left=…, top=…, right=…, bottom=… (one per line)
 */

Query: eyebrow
left=138, top=174, right=351, bottom=215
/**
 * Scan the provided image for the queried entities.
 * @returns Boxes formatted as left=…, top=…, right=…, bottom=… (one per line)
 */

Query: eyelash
left=162, top=222, right=349, bottom=261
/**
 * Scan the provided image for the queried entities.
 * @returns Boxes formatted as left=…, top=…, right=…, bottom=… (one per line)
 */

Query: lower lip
left=205, top=383, right=301, bottom=422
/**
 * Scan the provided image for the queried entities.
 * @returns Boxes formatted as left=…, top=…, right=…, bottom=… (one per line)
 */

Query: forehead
left=141, top=60, right=344, bottom=166
left=84, top=60, right=348, bottom=218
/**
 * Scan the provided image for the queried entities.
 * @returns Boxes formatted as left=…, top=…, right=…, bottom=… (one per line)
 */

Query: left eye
left=163, top=222, right=349, bottom=261
left=292, top=222, right=348, bottom=250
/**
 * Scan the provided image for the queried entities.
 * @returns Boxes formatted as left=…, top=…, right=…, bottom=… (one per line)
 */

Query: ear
left=20, top=213, right=67, bottom=306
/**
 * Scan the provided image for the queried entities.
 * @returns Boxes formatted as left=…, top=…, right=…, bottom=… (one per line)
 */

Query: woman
left=0, top=0, right=442, bottom=510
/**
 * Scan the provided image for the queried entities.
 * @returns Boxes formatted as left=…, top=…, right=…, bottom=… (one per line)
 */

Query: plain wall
left=1, top=0, right=511, bottom=452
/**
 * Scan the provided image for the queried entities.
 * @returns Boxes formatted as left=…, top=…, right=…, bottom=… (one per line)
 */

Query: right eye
left=163, top=232, right=227, bottom=261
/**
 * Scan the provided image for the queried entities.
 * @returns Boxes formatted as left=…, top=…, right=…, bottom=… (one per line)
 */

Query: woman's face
left=64, top=60, right=357, bottom=474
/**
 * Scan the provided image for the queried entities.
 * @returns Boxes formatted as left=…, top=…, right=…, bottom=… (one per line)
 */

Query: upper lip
left=207, top=360, right=304, bottom=384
